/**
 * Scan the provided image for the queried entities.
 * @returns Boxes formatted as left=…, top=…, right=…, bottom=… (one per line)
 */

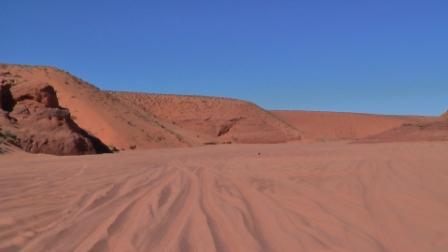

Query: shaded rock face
left=0, top=79, right=110, bottom=155
left=0, top=83, right=15, bottom=112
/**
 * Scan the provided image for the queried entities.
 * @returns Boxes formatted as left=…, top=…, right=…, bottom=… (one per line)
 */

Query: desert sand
left=2, top=63, right=448, bottom=252
left=1, top=142, right=448, bottom=252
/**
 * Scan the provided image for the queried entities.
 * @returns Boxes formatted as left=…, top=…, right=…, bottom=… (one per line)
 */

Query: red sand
left=272, top=110, right=435, bottom=141
left=1, top=142, right=448, bottom=252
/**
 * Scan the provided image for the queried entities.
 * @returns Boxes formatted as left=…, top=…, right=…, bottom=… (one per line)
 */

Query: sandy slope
left=0, top=64, right=193, bottom=150
left=110, top=92, right=300, bottom=144
left=362, top=120, right=448, bottom=142
left=0, top=64, right=300, bottom=152
left=360, top=112, right=448, bottom=143
left=1, top=142, right=448, bottom=252
left=272, top=110, right=434, bottom=141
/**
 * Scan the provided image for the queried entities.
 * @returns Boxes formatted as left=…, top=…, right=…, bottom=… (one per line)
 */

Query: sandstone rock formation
left=0, top=71, right=110, bottom=155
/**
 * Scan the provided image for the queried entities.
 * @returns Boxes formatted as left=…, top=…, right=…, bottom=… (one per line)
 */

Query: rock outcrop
left=0, top=77, right=110, bottom=155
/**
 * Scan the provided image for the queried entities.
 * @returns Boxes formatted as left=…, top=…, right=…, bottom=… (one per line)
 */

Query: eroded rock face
left=12, top=83, right=60, bottom=108
left=0, top=80, right=110, bottom=155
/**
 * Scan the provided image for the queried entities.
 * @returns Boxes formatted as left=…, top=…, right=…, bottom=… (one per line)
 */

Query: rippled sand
left=1, top=142, right=448, bottom=252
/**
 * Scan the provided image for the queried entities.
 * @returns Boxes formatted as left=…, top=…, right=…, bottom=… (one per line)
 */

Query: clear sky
left=1, top=0, right=447, bottom=115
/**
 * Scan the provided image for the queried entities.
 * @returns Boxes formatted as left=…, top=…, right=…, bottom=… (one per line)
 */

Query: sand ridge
left=110, top=92, right=301, bottom=145
left=0, top=64, right=301, bottom=153
left=272, top=110, right=435, bottom=141
left=361, top=120, right=448, bottom=142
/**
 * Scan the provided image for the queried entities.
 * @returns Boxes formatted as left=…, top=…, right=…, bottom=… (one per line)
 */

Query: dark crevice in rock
left=0, top=84, right=16, bottom=112
left=217, top=117, right=244, bottom=137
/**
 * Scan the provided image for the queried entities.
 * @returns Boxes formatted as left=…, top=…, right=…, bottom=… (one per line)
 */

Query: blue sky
left=1, top=0, right=447, bottom=115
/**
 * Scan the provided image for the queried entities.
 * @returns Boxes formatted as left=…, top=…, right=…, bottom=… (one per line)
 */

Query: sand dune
left=110, top=92, right=300, bottom=145
left=272, top=110, right=434, bottom=141
left=0, top=64, right=194, bottom=151
left=2, top=64, right=446, bottom=155
left=362, top=120, right=448, bottom=143
left=359, top=112, right=448, bottom=143
left=1, top=142, right=448, bottom=252
left=0, top=64, right=300, bottom=153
